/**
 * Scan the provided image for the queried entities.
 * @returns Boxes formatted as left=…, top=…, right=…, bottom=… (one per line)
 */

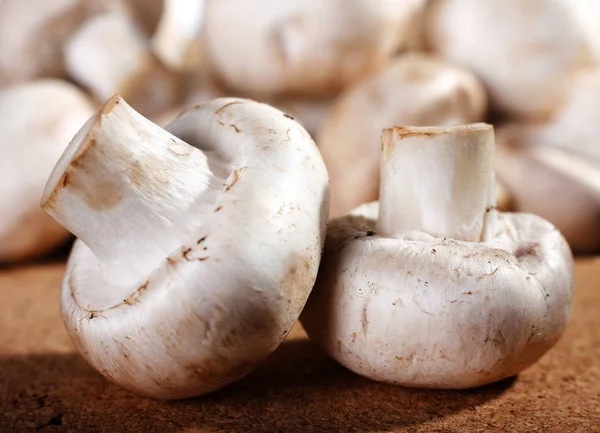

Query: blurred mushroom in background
left=203, top=0, right=426, bottom=98
left=423, top=0, right=592, bottom=121
left=0, top=0, right=163, bottom=89
left=0, top=80, right=95, bottom=262
left=201, top=0, right=427, bottom=134
left=496, top=69, right=600, bottom=253
left=65, top=12, right=184, bottom=118
left=318, top=53, right=488, bottom=218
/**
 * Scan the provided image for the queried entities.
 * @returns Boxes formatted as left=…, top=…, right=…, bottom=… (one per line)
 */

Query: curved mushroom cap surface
left=203, top=0, right=425, bottom=98
left=0, top=80, right=95, bottom=262
left=424, top=0, right=590, bottom=119
left=42, top=97, right=330, bottom=399
left=319, top=54, right=487, bottom=218
left=301, top=202, right=573, bottom=389
left=495, top=124, right=600, bottom=254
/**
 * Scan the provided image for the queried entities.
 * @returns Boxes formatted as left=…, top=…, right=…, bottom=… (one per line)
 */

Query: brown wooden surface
left=0, top=259, right=599, bottom=432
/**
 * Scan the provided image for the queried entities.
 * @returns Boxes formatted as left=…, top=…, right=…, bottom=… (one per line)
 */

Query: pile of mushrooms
left=0, top=0, right=592, bottom=401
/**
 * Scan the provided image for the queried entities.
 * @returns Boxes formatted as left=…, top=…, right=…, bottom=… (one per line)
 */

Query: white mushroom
left=318, top=53, right=488, bottom=218
left=151, top=0, right=205, bottom=71
left=65, top=12, right=183, bottom=117
left=0, top=79, right=95, bottom=262
left=0, top=0, right=88, bottom=86
left=301, top=124, right=574, bottom=389
left=41, top=96, right=329, bottom=398
left=424, top=0, right=591, bottom=120
left=0, top=0, right=158, bottom=88
left=203, top=0, right=426, bottom=98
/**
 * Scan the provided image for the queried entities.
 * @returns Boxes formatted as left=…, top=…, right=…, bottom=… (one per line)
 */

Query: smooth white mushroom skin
left=41, top=96, right=330, bottom=399
left=301, top=124, right=574, bottom=389
left=151, top=0, right=205, bottom=71
left=65, top=13, right=182, bottom=117
left=319, top=54, right=487, bottom=218
left=496, top=125, right=600, bottom=254
left=203, top=0, right=426, bottom=98
left=424, top=0, right=591, bottom=120
left=0, top=80, right=95, bottom=262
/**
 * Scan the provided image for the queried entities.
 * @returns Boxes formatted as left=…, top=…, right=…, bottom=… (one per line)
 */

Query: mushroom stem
left=377, top=123, right=496, bottom=242
left=41, top=95, right=213, bottom=285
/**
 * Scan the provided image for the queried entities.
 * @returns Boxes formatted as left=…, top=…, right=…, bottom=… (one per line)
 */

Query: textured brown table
left=0, top=258, right=599, bottom=432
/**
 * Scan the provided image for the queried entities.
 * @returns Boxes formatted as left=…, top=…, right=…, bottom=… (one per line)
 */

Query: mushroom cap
left=203, top=0, right=425, bottom=98
left=318, top=53, right=487, bottom=218
left=58, top=98, right=330, bottom=399
left=0, top=79, right=95, bottom=262
left=301, top=202, right=573, bottom=389
left=424, top=0, right=590, bottom=119
left=495, top=124, right=600, bottom=254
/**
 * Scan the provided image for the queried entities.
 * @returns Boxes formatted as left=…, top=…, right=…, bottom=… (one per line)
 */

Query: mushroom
left=65, top=12, right=183, bottom=117
left=318, top=53, right=488, bottom=218
left=301, top=123, right=574, bottom=389
left=0, top=79, right=95, bottom=262
left=151, top=0, right=205, bottom=71
left=203, top=0, right=426, bottom=98
left=40, top=96, right=330, bottom=398
left=0, top=0, right=160, bottom=88
left=423, top=0, right=592, bottom=120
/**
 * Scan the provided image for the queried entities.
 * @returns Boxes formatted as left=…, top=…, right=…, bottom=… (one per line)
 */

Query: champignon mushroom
left=301, top=123, right=574, bottom=389
left=424, top=0, right=592, bottom=120
left=203, top=0, right=426, bottom=98
left=40, top=96, right=329, bottom=399
left=65, top=12, right=183, bottom=117
left=319, top=53, right=487, bottom=218
left=151, top=0, right=205, bottom=71
left=0, top=79, right=95, bottom=262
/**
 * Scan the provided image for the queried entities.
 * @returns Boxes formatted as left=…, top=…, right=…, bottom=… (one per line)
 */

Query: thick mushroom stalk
left=41, top=96, right=330, bottom=399
left=378, top=124, right=496, bottom=241
left=42, top=96, right=213, bottom=287
left=301, top=123, right=574, bottom=389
